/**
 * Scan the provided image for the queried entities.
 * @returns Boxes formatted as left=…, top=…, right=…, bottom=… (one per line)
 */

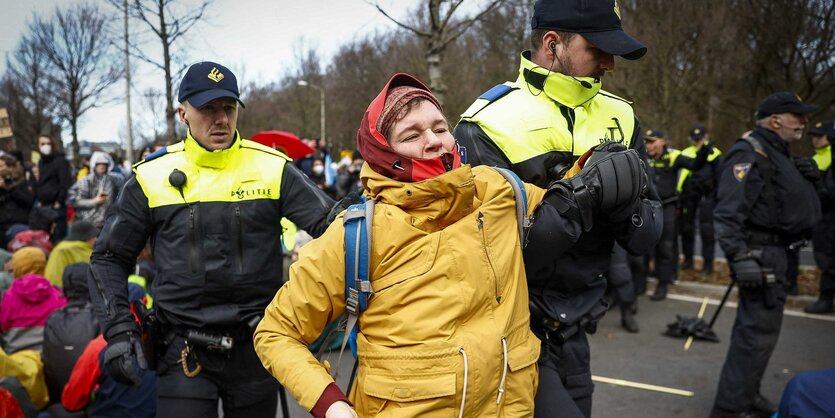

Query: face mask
left=39, top=144, right=52, bottom=155
left=312, top=166, right=325, bottom=175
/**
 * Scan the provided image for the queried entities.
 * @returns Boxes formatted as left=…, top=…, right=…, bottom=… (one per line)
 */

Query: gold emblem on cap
left=613, top=0, right=621, bottom=19
left=208, top=67, right=225, bottom=83
left=694, top=129, right=701, bottom=134
left=817, top=122, right=823, bottom=128
left=646, top=129, right=652, bottom=135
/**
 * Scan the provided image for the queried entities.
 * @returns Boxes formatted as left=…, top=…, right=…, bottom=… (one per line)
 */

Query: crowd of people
left=0, top=0, right=833, bottom=418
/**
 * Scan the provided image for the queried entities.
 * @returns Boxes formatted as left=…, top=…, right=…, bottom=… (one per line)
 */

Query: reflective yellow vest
left=676, top=144, right=722, bottom=193
left=460, top=52, right=636, bottom=181
left=814, top=145, right=831, bottom=172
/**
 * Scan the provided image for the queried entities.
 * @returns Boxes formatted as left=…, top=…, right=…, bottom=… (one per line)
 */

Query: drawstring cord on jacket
left=497, top=337, right=508, bottom=404
left=458, top=347, right=469, bottom=418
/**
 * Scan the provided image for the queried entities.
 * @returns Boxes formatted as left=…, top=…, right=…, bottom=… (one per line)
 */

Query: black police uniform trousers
left=535, top=331, right=593, bottom=418
left=608, top=244, right=647, bottom=305
left=812, top=212, right=835, bottom=296
left=713, top=245, right=788, bottom=414
left=650, top=202, right=678, bottom=284
left=679, top=194, right=717, bottom=266
left=156, top=331, right=278, bottom=418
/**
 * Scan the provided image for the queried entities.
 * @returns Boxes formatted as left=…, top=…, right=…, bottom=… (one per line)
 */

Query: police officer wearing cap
left=711, top=92, right=821, bottom=418
left=643, top=128, right=709, bottom=300
left=89, top=61, right=336, bottom=417
left=678, top=125, right=722, bottom=274
left=805, top=120, right=835, bottom=313
left=454, top=1, right=662, bottom=416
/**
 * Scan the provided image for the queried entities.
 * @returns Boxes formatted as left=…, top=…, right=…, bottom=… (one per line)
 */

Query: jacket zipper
left=234, top=205, right=243, bottom=274
left=188, top=206, right=199, bottom=274
left=478, top=212, right=501, bottom=303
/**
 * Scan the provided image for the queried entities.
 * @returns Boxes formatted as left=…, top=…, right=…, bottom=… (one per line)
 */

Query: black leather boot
left=621, top=303, right=639, bottom=333
left=804, top=293, right=834, bottom=314
left=650, top=282, right=667, bottom=301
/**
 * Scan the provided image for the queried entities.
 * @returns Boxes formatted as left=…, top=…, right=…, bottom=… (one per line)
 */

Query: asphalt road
left=272, top=294, right=835, bottom=417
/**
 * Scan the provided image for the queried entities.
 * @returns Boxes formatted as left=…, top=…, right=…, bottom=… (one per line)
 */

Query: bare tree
left=31, top=4, right=121, bottom=164
left=4, top=31, right=58, bottom=154
left=370, top=0, right=505, bottom=105
left=120, top=0, right=212, bottom=143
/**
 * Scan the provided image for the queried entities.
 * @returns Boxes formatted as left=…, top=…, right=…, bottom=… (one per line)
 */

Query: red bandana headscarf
left=357, top=73, right=461, bottom=182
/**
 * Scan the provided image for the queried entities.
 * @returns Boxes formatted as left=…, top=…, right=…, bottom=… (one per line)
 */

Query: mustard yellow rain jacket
left=255, top=163, right=545, bottom=417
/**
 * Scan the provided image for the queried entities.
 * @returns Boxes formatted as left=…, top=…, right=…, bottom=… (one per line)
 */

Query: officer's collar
left=752, top=126, right=790, bottom=154
left=184, top=130, right=241, bottom=169
left=517, top=51, right=601, bottom=107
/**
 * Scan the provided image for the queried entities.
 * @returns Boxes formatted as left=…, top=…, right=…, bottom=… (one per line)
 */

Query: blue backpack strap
left=339, top=199, right=375, bottom=365
left=493, top=167, right=530, bottom=245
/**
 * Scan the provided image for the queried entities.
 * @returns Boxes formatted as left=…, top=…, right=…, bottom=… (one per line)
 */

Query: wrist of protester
left=311, top=382, right=351, bottom=418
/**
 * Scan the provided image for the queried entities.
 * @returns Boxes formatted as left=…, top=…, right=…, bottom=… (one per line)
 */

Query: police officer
left=805, top=120, right=835, bottom=314
left=454, top=1, right=661, bottom=416
left=89, top=62, right=335, bottom=418
left=678, top=125, right=722, bottom=274
left=643, top=129, right=709, bottom=300
left=711, top=92, right=821, bottom=418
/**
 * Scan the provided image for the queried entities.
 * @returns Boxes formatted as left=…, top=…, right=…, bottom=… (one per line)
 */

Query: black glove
left=326, top=191, right=364, bottom=226
left=546, top=148, right=646, bottom=231
left=103, top=324, right=147, bottom=386
left=697, top=142, right=713, bottom=158
left=730, top=255, right=763, bottom=288
left=794, top=157, right=821, bottom=181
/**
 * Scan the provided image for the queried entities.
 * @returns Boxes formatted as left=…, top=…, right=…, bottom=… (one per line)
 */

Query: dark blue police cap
left=689, top=125, right=707, bottom=140
left=755, top=92, right=816, bottom=119
left=178, top=61, right=245, bottom=108
left=531, top=0, right=647, bottom=60
left=809, top=120, right=835, bottom=141
left=642, top=129, right=665, bottom=141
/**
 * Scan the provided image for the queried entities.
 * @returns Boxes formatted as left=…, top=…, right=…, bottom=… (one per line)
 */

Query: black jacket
left=714, top=127, right=821, bottom=258
left=90, top=135, right=335, bottom=336
left=36, top=153, right=72, bottom=206
left=0, top=181, right=35, bottom=230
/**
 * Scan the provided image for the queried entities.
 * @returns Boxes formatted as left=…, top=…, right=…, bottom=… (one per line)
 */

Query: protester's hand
left=103, top=327, right=147, bottom=386
left=794, top=157, right=821, bottom=182
left=94, top=193, right=108, bottom=206
left=325, top=401, right=358, bottom=418
left=730, top=256, right=762, bottom=288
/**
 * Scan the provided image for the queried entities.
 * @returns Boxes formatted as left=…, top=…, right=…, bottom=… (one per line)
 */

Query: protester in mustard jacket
left=254, top=73, right=646, bottom=418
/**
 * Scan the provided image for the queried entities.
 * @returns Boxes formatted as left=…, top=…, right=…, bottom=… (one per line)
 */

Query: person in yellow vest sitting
left=677, top=125, right=723, bottom=275
left=805, top=120, right=835, bottom=313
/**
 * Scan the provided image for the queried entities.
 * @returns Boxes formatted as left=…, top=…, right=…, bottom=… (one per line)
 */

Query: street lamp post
left=297, top=80, right=325, bottom=142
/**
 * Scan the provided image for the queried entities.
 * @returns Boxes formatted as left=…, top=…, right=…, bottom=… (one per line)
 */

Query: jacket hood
left=357, top=73, right=461, bottom=182
left=62, top=262, right=91, bottom=303
left=89, top=151, right=114, bottom=173
left=361, top=162, right=475, bottom=232
left=10, top=274, right=60, bottom=304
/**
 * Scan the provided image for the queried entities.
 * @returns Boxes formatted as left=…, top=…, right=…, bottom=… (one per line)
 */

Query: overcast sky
left=0, top=0, right=416, bottom=151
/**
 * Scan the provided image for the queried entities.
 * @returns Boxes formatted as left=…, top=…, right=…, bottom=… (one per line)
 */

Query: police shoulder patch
left=733, top=163, right=751, bottom=182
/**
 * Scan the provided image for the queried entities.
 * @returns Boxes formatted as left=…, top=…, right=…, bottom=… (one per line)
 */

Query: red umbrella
left=250, top=130, right=315, bottom=159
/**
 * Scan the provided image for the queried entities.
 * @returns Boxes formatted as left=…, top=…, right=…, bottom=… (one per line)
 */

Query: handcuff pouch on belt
left=744, top=248, right=779, bottom=309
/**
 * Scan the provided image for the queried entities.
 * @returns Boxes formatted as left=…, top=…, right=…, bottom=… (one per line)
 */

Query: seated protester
left=254, top=74, right=646, bottom=417
left=776, top=368, right=835, bottom=417
left=0, top=154, right=35, bottom=251
left=0, top=247, right=66, bottom=354
left=66, top=151, right=125, bottom=230
left=0, top=348, right=49, bottom=410
left=43, top=221, right=97, bottom=287
left=42, top=262, right=101, bottom=410
left=60, top=283, right=155, bottom=418
left=7, top=208, right=59, bottom=255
